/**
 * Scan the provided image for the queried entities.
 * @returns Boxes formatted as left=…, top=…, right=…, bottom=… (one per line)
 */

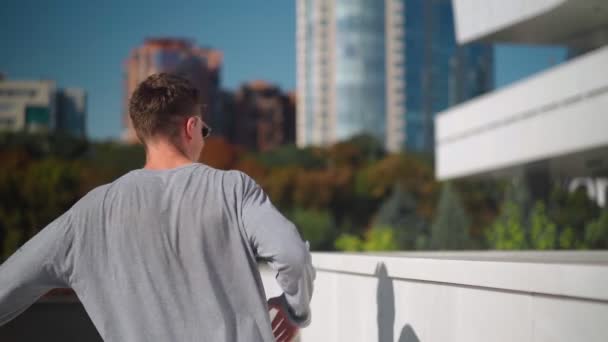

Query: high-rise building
left=57, top=88, right=86, bottom=138
left=296, top=0, right=493, bottom=152
left=0, top=79, right=86, bottom=137
left=229, top=81, right=296, bottom=152
left=123, top=38, right=222, bottom=143
left=399, top=0, right=493, bottom=152
left=296, top=0, right=335, bottom=147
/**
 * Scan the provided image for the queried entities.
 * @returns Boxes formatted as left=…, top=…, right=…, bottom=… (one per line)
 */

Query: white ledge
left=311, top=251, right=608, bottom=302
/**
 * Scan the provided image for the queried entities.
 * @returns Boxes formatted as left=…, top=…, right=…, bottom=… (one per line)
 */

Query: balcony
left=451, top=0, right=608, bottom=46
left=288, top=251, right=608, bottom=341
left=435, top=45, right=608, bottom=180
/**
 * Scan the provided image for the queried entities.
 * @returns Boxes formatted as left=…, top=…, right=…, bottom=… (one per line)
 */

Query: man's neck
left=143, top=142, right=194, bottom=170
left=144, top=158, right=194, bottom=170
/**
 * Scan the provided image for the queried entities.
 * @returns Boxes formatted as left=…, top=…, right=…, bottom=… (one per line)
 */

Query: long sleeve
left=0, top=210, right=74, bottom=326
left=240, top=173, right=315, bottom=327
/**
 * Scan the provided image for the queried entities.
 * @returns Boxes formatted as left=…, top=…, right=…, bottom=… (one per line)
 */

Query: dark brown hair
left=129, top=73, right=200, bottom=145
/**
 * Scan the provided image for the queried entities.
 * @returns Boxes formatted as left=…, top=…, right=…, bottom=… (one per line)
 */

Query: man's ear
left=185, top=117, right=198, bottom=139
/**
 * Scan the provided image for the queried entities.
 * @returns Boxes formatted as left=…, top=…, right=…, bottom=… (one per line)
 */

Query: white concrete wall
left=435, top=45, right=608, bottom=180
left=260, top=251, right=608, bottom=342
left=452, top=0, right=566, bottom=43
left=0, top=80, right=57, bottom=131
left=452, top=0, right=608, bottom=46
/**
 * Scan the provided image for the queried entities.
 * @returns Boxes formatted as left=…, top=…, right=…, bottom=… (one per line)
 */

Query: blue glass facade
left=403, top=0, right=493, bottom=151
left=57, top=90, right=86, bottom=137
left=335, top=0, right=386, bottom=142
left=298, top=0, right=492, bottom=149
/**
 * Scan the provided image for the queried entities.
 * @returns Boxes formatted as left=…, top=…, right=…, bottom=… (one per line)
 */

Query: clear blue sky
left=1, top=0, right=565, bottom=141
left=495, top=43, right=567, bottom=88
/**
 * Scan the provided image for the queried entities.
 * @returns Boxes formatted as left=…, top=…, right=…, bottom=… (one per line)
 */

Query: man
left=0, top=73, right=315, bottom=342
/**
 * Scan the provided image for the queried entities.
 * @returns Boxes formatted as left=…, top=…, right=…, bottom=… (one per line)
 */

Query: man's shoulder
left=200, top=166, right=260, bottom=196
left=198, top=165, right=250, bottom=184
left=77, top=183, right=112, bottom=206
left=222, top=169, right=257, bottom=188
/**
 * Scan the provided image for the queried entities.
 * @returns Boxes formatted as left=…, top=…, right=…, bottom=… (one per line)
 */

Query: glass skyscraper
left=296, top=0, right=493, bottom=152
left=335, top=0, right=386, bottom=141
left=402, top=0, right=493, bottom=151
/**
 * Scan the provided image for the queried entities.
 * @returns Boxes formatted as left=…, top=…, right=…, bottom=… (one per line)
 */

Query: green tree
left=362, top=226, right=399, bottom=251
left=291, top=208, right=335, bottom=250
left=585, top=209, right=608, bottom=249
left=454, top=179, right=503, bottom=243
left=88, top=141, right=145, bottom=177
left=345, top=134, right=385, bottom=163
left=486, top=176, right=531, bottom=250
left=486, top=201, right=528, bottom=249
left=256, top=144, right=324, bottom=169
left=549, top=187, right=599, bottom=249
left=0, top=131, right=88, bottom=160
left=529, top=202, right=557, bottom=250
left=334, top=233, right=363, bottom=252
left=374, top=185, right=426, bottom=250
left=334, top=226, right=399, bottom=252
left=263, top=166, right=298, bottom=210
left=430, top=182, right=471, bottom=250
left=20, top=159, right=82, bottom=239
left=559, top=227, right=578, bottom=249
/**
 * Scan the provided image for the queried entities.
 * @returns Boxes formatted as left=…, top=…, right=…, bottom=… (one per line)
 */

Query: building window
left=0, top=117, right=15, bottom=127
left=25, top=106, right=50, bottom=125
left=0, top=102, right=15, bottom=111
left=0, top=89, right=37, bottom=97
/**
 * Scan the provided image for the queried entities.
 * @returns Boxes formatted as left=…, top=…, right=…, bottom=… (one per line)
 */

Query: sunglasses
left=201, top=123, right=212, bottom=139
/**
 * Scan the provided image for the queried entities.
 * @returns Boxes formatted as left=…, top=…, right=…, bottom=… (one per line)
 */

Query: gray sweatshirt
left=0, top=163, right=315, bottom=341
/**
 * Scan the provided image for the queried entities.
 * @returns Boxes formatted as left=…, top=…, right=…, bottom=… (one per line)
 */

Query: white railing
left=263, top=251, right=608, bottom=342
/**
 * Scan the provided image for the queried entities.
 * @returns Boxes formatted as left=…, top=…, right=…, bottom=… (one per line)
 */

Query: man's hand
left=268, top=296, right=299, bottom=342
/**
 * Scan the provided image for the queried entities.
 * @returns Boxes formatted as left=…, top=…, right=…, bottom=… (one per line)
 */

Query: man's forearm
left=272, top=241, right=315, bottom=327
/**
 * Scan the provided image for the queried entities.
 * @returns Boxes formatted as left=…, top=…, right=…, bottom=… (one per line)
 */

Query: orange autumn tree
left=199, top=136, right=239, bottom=170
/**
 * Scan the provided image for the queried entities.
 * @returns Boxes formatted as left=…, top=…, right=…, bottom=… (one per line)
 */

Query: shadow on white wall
left=376, top=262, right=420, bottom=342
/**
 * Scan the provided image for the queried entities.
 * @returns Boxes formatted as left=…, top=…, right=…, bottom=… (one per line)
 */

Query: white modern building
left=0, top=79, right=86, bottom=137
left=0, top=80, right=58, bottom=133
left=435, top=0, right=608, bottom=182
